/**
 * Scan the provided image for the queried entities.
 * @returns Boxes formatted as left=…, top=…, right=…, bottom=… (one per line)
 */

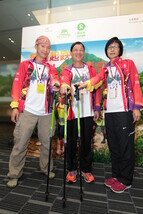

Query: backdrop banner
left=21, top=13, right=143, bottom=77
left=21, top=14, right=143, bottom=162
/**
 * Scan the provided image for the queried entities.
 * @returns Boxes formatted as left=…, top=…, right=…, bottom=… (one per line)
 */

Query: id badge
left=109, top=88, right=117, bottom=99
left=37, top=83, right=45, bottom=93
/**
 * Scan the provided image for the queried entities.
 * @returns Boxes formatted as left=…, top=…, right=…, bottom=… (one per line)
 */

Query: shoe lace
left=114, top=180, right=125, bottom=188
left=68, top=171, right=76, bottom=177
left=84, top=173, right=93, bottom=180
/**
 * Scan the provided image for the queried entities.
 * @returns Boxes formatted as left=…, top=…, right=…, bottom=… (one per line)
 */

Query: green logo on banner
left=77, top=23, right=85, bottom=31
left=77, top=23, right=86, bottom=38
left=58, top=29, right=70, bottom=39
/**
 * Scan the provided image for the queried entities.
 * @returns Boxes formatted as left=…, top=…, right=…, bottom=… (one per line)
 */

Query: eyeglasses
left=72, top=49, right=84, bottom=53
left=107, top=45, right=119, bottom=50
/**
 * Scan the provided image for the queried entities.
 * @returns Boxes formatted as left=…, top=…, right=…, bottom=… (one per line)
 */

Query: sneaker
left=44, top=171, right=55, bottom=179
left=82, top=172, right=95, bottom=183
left=104, top=177, right=118, bottom=188
left=111, top=180, right=131, bottom=193
left=7, top=178, right=18, bottom=188
left=49, top=172, right=55, bottom=179
left=66, top=171, right=77, bottom=183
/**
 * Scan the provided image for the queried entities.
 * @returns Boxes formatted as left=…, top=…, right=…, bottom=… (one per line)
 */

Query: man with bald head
left=7, top=35, right=60, bottom=188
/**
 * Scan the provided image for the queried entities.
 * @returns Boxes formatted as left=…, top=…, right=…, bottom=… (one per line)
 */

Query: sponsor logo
left=77, top=23, right=86, bottom=38
left=58, top=29, right=70, bottom=39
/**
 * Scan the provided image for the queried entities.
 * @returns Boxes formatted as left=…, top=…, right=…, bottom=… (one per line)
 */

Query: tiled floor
left=0, top=123, right=143, bottom=214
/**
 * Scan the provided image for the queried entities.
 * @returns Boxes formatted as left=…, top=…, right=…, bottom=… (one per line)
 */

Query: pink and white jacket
left=60, top=63, right=101, bottom=120
left=10, top=58, right=59, bottom=113
left=87, top=57, right=143, bottom=111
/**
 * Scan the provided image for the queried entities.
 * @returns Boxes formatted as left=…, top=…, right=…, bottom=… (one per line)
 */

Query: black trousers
left=67, top=116, right=94, bottom=172
left=57, top=124, right=64, bottom=140
left=105, top=111, right=135, bottom=185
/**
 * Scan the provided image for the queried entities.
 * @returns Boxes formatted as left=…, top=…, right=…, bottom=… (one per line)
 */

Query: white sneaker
left=49, top=172, right=55, bottom=179
left=7, top=178, right=18, bottom=188
left=44, top=171, right=55, bottom=179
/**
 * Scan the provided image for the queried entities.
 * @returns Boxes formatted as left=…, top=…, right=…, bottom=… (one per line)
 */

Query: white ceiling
left=0, top=0, right=97, bottom=62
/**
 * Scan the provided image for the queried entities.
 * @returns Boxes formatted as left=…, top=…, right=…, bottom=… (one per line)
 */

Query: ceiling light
left=2, top=56, right=6, bottom=59
left=27, top=13, right=31, bottom=16
left=8, top=38, right=15, bottom=44
left=113, top=0, right=117, bottom=5
left=67, top=7, right=71, bottom=11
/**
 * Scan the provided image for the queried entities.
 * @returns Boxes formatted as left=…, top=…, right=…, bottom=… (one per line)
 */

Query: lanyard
left=74, top=67, right=84, bottom=82
left=36, top=63, right=46, bottom=82
left=109, top=66, right=117, bottom=79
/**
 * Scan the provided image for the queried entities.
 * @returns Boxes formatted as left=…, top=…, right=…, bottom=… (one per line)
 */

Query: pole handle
left=64, top=93, right=68, bottom=105
left=74, top=84, right=80, bottom=101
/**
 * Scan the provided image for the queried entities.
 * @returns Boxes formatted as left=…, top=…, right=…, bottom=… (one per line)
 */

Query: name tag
left=109, top=88, right=117, bottom=99
left=37, top=83, right=44, bottom=93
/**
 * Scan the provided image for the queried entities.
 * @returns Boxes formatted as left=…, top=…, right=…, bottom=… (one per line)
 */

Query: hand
left=78, top=82, right=87, bottom=89
left=133, top=109, right=141, bottom=123
left=53, top=83, right=60, bottom=92
left=94, top=111, right=100, bottom=121
left=60, top=85, right=71, bottom=95
left=11, top=108, right=19, bottom=123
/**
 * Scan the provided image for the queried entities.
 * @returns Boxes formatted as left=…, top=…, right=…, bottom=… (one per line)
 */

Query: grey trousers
left=7, top=110, right=54, bottom=179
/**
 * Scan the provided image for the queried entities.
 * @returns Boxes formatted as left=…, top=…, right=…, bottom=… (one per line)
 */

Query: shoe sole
left=104, top=183, right=112, bottom=188
left=66, top=179, right=77, bottom=183
left=111, top=185, right=131, bottom=193
left=84, top=179, right=95, bottom=183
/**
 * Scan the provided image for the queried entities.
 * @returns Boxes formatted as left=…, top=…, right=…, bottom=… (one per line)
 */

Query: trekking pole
left=45, top=91, right=56, bottom=201
left=62, top=93, right=68, bottom=208
left=74, top=84, right=83, bottom=202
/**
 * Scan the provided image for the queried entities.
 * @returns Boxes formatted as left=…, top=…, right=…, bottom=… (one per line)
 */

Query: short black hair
left=70, top=41, right=85, bottom=52
left=105, top=37, right=123, bottom=58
